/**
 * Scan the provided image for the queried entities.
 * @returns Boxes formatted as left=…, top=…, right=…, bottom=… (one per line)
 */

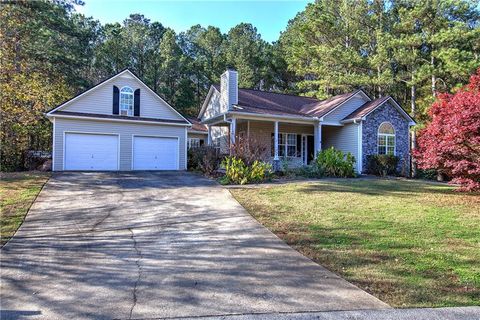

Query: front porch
left=206, top=117, right=346, bottom=169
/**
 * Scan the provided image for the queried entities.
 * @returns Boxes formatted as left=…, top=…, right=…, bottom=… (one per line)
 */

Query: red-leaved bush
left=415, top=69, right=480, bottom=191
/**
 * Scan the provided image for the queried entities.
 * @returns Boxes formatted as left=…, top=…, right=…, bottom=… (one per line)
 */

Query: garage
left=133, top=136, right=179, bottom=170
left=64, top=133, right=119, bottom=171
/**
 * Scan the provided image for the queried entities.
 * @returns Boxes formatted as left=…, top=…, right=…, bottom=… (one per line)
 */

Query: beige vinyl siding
left=53, top=118, right=186, bottom=171
left=323, top=123, right=361, bottom=172
left=62, top=74, right=183, bottom=121
left=202, top=89, right=223, bottom=121
left=210, top=126, right=229, bottom=153
left=323, top=95, right=369, bottom=123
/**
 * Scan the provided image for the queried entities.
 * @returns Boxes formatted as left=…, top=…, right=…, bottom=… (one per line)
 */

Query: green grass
left=230, top=178, right=480, bottom=307
left=0, top=172, right=49, bottom=246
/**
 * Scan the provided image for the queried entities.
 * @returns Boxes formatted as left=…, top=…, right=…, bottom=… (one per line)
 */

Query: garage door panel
left=133, top=136, right=178, bottom=170
left=65, top=133, right=118, bottom=171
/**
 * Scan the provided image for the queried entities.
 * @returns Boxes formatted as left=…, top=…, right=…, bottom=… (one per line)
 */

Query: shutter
left=134, top=89, right=140, bottom=116
left=296, top=134, right=302, bottom=157
left=112, top=86, right=119, bottom=115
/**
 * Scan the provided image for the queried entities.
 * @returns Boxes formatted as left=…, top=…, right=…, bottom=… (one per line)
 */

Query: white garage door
left=133, top=136, right=179, bottom=170
left=64, top=133, right=119, bottom=171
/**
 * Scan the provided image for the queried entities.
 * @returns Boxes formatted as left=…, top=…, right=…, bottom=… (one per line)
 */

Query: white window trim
left=273, top=132, right=299, bottom=158
left=120, top=86, right=134, bottom=116
left=377, top=122, right=396, bottom=156
left=188, top=138, right=201, bottom=149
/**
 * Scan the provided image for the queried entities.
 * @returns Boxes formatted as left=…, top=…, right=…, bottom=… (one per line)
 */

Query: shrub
left=315, top=147, right=356, bottom=178
left=229, top=134, right=269, bottom=165
left=221, top=156, right=272, bottom=185
left=294, top=164, right=325, bottom=178
left=366, top=154, right=399, bottom=177
left=188, top=146, right=222, bottom=176
left=417, top=168, right=442, bottom=181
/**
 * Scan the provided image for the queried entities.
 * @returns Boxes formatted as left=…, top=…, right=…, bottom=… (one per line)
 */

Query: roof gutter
left=228, top=111, right=316, bottom=122
left=46, top=113, right=192, bottom=127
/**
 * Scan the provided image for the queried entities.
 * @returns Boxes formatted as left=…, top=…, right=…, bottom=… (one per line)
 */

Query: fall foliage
left=1, top=0, right=479, bottom=171
left=415, top=69, right=480, bottom=191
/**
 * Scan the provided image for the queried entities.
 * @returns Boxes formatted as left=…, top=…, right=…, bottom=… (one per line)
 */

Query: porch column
left=314, top=121, right=322, bottom=157
left=207, top=125, right=212, bottom=145
left=274, top=121, right=279, bottom=160
left=229, top=118, right=236, bottom=146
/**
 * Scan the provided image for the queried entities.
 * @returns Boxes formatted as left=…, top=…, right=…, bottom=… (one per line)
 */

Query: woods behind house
left=1, top=0, right=479, bottom=171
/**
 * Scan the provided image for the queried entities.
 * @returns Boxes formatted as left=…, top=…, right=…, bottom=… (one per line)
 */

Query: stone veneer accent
left=362, top=101, right=411, bottom=176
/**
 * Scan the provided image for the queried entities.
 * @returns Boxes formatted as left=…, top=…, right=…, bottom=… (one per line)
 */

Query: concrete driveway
left=1, top=172, right=388, bottom=320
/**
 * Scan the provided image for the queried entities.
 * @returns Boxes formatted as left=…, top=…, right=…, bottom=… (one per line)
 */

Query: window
left=120, top=86, right=134, bottom=116
left=272, top=133, right=298, bottom=158
left=278, top=133, right=286, bottom=157
left=377, top=122, right=395, bottom=155
left=188, top=138, right=201, bottom=149
left=286, top=133, right=297, bottom=157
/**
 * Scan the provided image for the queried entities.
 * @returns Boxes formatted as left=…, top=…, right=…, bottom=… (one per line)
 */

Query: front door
left=302, top=135, right=315, bottom=165
left=307, top=135, right=315, bottom=164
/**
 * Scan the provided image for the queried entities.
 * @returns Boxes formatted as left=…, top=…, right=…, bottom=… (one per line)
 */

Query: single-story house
left=46, top=69, right=192, bottom=171
left=199, top=69, right=416, bottom=174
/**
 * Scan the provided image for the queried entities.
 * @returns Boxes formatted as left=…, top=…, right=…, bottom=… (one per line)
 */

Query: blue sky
left=76, top=0, right=310, bottom=43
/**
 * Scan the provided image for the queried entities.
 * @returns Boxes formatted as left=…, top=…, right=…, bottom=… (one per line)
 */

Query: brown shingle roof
left=213, top=85, right=361, bottom=118
left=187, top=117, right=208, bottom=132
left=342, top=96, right=390, bottom=121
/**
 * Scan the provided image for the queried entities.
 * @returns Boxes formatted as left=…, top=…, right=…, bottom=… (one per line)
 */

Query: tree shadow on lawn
left=296, top=178, right=480, bottom=200
left=269, top=220, right=480, bottom=307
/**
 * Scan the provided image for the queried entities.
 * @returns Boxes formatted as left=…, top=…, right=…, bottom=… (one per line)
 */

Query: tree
left=224, top=23, right=267, bottom=88
left=280, top=0, right=378, bottom=98
left=0, top=0, right=92, bottom=170
left=94, top=23, right=130, bottom=78
left=415, top=69, right=480, bottom=191
left=178, top=25, right=225, bottom=110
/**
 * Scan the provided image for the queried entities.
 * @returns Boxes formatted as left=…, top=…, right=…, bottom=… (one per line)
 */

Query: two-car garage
left=47, top=69, right=190, bottom=171
left=63, top=132, right=180, bottom=171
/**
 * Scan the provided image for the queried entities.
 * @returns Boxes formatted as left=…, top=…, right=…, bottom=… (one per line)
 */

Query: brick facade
left=362, top=102, right=411, bottom=176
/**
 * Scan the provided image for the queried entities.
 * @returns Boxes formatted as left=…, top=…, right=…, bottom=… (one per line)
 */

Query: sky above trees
left=75, top=0, right=310, bottom=43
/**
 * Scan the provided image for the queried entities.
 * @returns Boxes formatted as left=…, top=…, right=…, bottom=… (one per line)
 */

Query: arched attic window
left=377, top=122, right=395, bottom=155
left=120, top=86, right=134, bottom=116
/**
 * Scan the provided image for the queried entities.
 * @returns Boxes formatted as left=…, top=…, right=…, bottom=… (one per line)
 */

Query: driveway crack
left=128, top=227, right=143, bottom=319
left=90, top=192, right=124, bottom=232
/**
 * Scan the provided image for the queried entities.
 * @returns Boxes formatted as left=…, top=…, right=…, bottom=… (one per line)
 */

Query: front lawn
left=0, top=172, right=50, bottom=246
left=230, top=178, right=480, bottom=307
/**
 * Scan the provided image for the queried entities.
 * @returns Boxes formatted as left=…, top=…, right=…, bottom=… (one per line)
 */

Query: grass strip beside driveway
left=0, top=172, right=49, bottom=246
left=230, top=179, right=480, bottom=307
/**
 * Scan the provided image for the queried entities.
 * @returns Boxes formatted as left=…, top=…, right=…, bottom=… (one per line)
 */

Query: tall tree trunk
left=410, top=79, right=417, bottom=177
left=431, top=54, right=437, bottom=98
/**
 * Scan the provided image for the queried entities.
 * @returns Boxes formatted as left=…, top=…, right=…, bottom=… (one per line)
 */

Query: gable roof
left=342, top=96, right=416, bottom=124
left=209, top=85, right=367, bottom=119
left=46, top=69, right=190, bottom=125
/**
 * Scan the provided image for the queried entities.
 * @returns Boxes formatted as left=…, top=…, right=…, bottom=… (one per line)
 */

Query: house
left=199, top=69, right=416, bottom=174
left=46, top=69, right=191, bottom=171
left=186, top=118, right=208, bottom=149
